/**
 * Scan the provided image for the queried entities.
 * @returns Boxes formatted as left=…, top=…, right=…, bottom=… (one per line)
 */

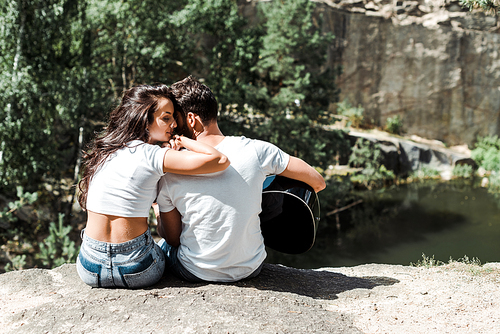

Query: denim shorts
left=158, top=238, right=263, bottom=283
left=76, top=228, right=165, bottom=289
left=157, top=238, right=204, bottom=282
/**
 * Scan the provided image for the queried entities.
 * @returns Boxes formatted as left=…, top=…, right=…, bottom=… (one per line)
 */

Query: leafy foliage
left=4, top=254, right=27, bottom=272
left=488, top=172, right=500, bottom=192
left=410, top=166, right=441, bottom=180
left=470, top=136, right=500, bottom=200
left=1, top=187, right=39, bottom=271
left=348, top=138, right=395, bottom=189
left=0, top=187, right=38, bottom=249
left=410, top=253, right=445, bottom=267
left=385, top=115, right=403, bottom=135
left=460, top=0, right=499, bottom=15
left=336, top=100, right=364, bottom=128
left=1, top=0, right=346, bottom=194
left=452, top=164, right=474, bottom=179
left=0, top=0, right=89, bottom=194
left=234, top=0, right=346, bottom=168
left=37, top=213, right=79, bottom=268
left=0, top=186, right=37, bottom=227
left=471, top=135, right=500, bottom=172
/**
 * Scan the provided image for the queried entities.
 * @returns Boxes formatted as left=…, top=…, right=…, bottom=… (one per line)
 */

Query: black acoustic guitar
left=260, top=175, right=321, bottom=254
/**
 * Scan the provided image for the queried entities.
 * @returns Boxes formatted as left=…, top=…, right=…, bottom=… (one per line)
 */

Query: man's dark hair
left=170, top=76, right=218, bottom=125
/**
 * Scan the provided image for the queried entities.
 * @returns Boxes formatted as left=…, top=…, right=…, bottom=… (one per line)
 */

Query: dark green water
left=265, top=180, right=500, bottom=269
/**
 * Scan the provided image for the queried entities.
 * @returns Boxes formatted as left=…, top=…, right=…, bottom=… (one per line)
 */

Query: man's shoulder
left=224, top=135, right=271, bottom=146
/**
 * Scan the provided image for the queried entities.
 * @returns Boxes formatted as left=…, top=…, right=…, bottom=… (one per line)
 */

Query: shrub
left=348, top=138, right=395, bottom=189
left=488, top=172, right=500, bottom=192
left=385, top=115, right=403, bottom=135
left=336, top=100, right=364, bottom=128
left=452, top=164, right=474, bottom=179
left=37, top=213, right=79, bottom=269
left=4, top=254, right=27, bottom=272
left=410, top=166, right=440, bottom=180
left=0, top=186, right=38, bottom=227
left=410, top=253, right=444, bottom=268
left=471, top=135, right=500, bottom=172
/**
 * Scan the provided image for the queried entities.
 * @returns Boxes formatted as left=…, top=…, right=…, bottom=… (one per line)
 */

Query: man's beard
left=175, top=124, right=195, bottom=139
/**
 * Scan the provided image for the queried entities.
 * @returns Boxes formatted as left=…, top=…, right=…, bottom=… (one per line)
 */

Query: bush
left=336, top=100, right=364, bottom=128
left=471, top=135, right=500, bottom=172
left=410, top=166, right=441, bottom=180
left=0, top=186, right=38, bottom=227
left=452, top=164, right=474, bottom=179
left=385, top=115, right=403, bottom=135
left=4, top=254, right=27, bottom=272
left=0, top=187, right=38, bottom=270
left=470, top=135, right=500, bottom=196
left=488, top=172, right=500, bottom=192
left=1, top=189, right=79, bottom=271
left=348, top=138, right=395, bottom=189
left=37, top=213, right=79, bottom=269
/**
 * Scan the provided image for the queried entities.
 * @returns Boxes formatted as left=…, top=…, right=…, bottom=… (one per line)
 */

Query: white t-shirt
left=86, top=140, right=168, bottom=217
left=156, top=136, right=290, bottom=282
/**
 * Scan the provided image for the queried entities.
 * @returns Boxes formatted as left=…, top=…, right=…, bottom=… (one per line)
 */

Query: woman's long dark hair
left=78, top=84, right=176, bottom=210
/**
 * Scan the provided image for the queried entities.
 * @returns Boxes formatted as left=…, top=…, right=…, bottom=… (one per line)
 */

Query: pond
left=265, top=180, right=500, bottom=269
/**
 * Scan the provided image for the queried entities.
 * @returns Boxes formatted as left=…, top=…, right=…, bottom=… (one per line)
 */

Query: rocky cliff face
left=315, top=0, right=500, bottom=146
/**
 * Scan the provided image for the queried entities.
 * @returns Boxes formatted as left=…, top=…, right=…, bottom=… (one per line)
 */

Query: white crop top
left=86, top=140, right=169, bottom=217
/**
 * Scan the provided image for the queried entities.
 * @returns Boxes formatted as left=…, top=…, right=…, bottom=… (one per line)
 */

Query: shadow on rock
left=155, top=263, right=399, bottom=300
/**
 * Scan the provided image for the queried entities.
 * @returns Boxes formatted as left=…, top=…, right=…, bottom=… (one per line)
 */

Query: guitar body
left=260, top=175, right=321, bottom=254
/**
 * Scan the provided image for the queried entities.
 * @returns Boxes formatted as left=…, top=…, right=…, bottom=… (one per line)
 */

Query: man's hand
left=152, top=203, right=160, bottom=224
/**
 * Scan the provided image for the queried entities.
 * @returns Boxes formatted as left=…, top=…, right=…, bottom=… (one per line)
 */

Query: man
left=156, top=76, right=326, bottom=282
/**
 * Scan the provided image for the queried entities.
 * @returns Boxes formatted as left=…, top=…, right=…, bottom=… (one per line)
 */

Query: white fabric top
left=157, top=136, right=290, bottom=282
left=86, top=140, right=168, bottom=217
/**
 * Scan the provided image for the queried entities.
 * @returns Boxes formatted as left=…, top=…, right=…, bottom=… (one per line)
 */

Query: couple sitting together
left=76, top=76, right=326, bottom=288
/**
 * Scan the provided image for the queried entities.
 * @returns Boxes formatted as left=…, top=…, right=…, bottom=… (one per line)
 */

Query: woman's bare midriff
left=84, top=211, right=149, bottom=244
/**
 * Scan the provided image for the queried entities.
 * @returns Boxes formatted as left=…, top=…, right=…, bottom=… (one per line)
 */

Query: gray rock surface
left=241, top=0, right=500, bottom=146
left=315, top=0, right=500, bottom=146
left=348, top=130, right=472, bottom=177
left=2, top=262, right=500, bottom=333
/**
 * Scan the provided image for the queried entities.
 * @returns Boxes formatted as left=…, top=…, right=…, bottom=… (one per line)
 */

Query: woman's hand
left=152, top=203, right=160, bottom=224
left=161, top=135, right=183, bottom=151
left=171, top=135, right=184, bottom=150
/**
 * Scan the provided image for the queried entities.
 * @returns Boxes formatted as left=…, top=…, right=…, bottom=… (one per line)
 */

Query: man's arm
left=156, top=207, right=182, bottom=247
left=278, top=156, right=326, bottom=193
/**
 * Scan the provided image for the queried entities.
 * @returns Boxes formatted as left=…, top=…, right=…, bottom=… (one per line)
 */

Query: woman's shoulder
left=125, top=139, right=146, bottom=148
left=124, top=140, right=164, bottom=153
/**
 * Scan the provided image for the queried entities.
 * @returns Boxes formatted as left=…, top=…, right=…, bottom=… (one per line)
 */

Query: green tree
left=0, top=0, right=192, bottom=196
left=170, top=0, right=264, bottom=134
left=0, top=0, right=89, bottom=196
left=242, top=0, right=346, bottom=168
left=170, top=0, right=347, bottom=168
left=85, top=0, right=192, bottom=93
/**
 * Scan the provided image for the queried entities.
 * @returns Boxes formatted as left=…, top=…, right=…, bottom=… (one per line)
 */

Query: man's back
left=157, top=136, right=289, bottom=282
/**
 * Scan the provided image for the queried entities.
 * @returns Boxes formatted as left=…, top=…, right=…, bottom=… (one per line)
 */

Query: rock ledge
left=2, top=262, right=500, bottom=333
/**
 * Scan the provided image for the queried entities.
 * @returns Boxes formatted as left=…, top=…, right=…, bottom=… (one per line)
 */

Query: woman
left=76, top=84, right=229, bottom=289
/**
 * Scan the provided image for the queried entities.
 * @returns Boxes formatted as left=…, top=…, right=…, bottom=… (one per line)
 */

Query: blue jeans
left=157, top=238, right=204, bottom=282
left=158, top=238, right=264, bottom=283
left=77, top=229, right=165, bottom=289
